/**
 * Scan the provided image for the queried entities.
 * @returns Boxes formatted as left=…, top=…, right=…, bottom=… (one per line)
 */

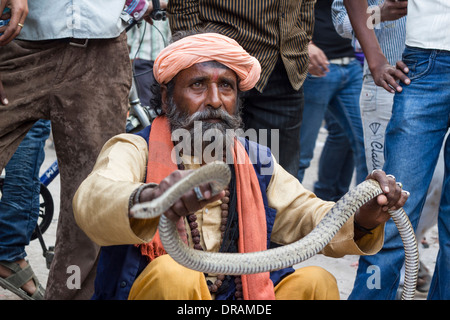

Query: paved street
left=0, top=128, right=439, bottom=300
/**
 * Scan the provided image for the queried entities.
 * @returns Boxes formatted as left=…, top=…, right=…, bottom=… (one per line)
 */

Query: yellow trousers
left=128, top=255, right=340, bottom=300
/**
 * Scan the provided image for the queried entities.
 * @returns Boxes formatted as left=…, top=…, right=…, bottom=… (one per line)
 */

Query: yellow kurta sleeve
left=73, top=133, right=159, bottom=246
left=268, top=159, right=384, bottom=258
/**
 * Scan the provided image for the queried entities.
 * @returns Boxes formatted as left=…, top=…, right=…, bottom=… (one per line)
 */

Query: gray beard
left=165, top=99, right=243, bottom=164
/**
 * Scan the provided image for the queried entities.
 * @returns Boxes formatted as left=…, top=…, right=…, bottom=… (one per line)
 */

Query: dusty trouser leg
left=0, top=34, right=131, bottom=299
left=43, top=34, right=131, bottom=300
left=0, top=40, right=57, bottom=168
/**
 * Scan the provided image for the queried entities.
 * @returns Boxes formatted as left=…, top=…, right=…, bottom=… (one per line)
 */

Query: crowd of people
left=0, top=0, right=448, bottom=301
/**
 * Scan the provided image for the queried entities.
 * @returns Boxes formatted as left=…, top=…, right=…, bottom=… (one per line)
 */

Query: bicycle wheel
left=31, top=183, right=54, bottom=240
left=0, top=176, right=54, bottom=240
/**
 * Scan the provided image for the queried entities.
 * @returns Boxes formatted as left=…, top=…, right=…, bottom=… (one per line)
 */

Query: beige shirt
left=73, top=133, right=385, bottom=258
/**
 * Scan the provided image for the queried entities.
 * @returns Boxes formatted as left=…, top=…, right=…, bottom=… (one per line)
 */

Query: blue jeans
left=298, top=60, right=367, bottom=186
left=0, top=119, right=51, bottom=261
left=314, top=111, right=355, bottom=201
left=349, top=46, right=450, bottom=300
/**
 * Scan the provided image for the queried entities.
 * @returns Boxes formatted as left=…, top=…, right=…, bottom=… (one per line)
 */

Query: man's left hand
left=0, top=0, right=28, bottom=46
left=354, top=169, right=409, bottom=236
left=308, top=42, right=330, bottom=77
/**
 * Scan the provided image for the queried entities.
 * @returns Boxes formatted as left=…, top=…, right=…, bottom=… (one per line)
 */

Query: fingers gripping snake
left=130, top=162, right=419, bottom=300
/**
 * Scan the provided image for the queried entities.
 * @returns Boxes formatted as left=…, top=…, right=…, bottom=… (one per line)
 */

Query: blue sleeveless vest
left=91, top=125, right=294, bottom=300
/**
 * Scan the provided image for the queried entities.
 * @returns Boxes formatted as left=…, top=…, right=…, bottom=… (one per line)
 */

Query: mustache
left=186, top=107, right=238, bottom=129
left=164, top=96, right=243, bottom=134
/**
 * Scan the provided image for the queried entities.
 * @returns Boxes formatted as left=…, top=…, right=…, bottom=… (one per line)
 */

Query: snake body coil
left=130, top=162, right=419, bottom=300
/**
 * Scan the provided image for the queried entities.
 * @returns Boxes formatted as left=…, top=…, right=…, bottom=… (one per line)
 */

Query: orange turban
left=153, top=33, right=261, bottom=91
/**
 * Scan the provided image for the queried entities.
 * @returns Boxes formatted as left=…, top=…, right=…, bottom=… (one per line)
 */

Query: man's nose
left=205, top=85, right=222, bottom=109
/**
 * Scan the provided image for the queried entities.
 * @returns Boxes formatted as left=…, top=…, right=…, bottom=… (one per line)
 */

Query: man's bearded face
left=162, top=62, right=243, bottom=160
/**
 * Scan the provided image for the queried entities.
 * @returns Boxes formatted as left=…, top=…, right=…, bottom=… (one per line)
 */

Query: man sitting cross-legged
left=73, top=32, right=408, bottom=300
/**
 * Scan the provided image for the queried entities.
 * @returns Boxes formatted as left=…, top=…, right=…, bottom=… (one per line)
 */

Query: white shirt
left=18, top=1, right=129, bottom=40
left=405, top=0, right=450, bottom=51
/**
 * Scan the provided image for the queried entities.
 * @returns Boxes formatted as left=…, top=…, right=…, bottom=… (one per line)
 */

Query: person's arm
left=73, top=133, right=224, bottom=246
left=378, top=0, right=408, bottom=22
left=332, top=0, right=354, bottom=39
left=73, top=134, right=156, bottom=246
left=298, top=0, right=315, bottom=42
left=0, top=1, right=29, bottom=105
left=343, top=0, right=410, bottom=93
left=332, top=0, right=408, bottom=40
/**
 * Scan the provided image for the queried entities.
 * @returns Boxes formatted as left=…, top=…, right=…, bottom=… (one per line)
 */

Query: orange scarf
left=139, top=116, right=275, bottom=300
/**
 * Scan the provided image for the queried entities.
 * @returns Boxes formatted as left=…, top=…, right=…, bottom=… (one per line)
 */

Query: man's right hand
left=371, top=0, right=409, bottom=93
left=137, top=169, right=226, bottom=223
left=370, top=58, right=410, bottom=93
left=0, top=0, right=28, bottom=46
left=343, top=0, right=410, bottom=94
left=380, top=0, right=408, bottom=22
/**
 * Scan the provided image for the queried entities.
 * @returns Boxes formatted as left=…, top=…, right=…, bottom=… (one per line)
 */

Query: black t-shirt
left=312, top=0, right=355, bottom=59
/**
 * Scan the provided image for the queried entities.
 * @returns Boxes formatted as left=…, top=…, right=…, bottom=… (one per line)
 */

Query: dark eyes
left=190, top=81, right=234, bottom=89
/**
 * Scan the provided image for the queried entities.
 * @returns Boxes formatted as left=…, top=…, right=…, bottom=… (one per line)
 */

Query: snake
left=130, top=161, right=419, bottom=300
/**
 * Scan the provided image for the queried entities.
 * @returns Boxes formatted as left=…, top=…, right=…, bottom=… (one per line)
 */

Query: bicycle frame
left=40, top=159, right=59, bottom=187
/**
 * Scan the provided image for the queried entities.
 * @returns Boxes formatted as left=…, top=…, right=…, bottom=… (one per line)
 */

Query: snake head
left=129, top=202, right=160, bottom=219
